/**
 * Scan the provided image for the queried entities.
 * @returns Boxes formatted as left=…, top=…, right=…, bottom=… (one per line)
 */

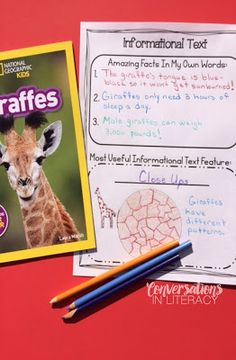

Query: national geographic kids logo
left=0, top=59, right=32, bottom=78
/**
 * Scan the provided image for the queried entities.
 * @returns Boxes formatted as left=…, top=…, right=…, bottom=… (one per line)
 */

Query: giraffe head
left=95, top=187, right=100, bottom=195
left=0, top=111, right=62, bottom=206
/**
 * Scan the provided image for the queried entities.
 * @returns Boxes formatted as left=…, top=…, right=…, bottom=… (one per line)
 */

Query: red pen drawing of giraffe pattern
left=95, top=188, right=116, bottom=228
left=117, top=189, right=182, bottom=257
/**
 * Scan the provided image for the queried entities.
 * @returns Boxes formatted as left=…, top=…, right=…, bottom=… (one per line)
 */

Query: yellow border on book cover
left=0, top=63, right=4, bottom=76
left=0, top=42, right=96, bottom=263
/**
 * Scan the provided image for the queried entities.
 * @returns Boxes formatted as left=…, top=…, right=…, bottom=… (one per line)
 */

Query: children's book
left=0, top=42, right=95, bottom=262
left=74, top=22, right=236, bottom=285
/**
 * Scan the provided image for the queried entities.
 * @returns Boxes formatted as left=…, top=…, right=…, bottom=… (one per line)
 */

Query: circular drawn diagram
left=117, top=189, right=181, bottom=257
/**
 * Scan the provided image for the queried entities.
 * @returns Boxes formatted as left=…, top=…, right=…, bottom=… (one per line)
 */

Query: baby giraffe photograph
left=0, top=111, right=80, bottom=249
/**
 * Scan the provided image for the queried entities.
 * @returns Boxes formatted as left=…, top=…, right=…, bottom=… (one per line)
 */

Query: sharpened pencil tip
left=49, top=297, right=57, bottom=304
left=62, top=309, right=78, bottom=320
left=68, top=303, right=75, bottom=311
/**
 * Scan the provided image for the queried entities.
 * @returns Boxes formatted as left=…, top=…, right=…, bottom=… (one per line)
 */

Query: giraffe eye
left=36, top=156, right=45, bottom=166
left=1, top=162, right=10, bottom=171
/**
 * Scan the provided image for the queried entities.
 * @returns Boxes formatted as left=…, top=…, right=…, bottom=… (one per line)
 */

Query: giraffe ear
left=0, top=143, right=6, bottom=165
left=38, top=121, right=62, bottom=157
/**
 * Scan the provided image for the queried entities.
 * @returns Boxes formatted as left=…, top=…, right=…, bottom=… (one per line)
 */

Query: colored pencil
left=50, top=238, right=179, bottom=304
left=62, top=254, right=180, bottom=320
left=68, top=240, right=191, bottom=311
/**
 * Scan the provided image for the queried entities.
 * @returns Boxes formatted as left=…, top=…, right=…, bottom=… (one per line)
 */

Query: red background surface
left=1, top=1, right=236, bottom=359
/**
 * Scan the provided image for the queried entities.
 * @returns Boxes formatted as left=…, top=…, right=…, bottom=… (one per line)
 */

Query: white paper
left=74, top=22, right=236, bottom=284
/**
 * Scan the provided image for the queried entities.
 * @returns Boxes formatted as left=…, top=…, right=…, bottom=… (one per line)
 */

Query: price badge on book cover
left=0, top=205, right=8, bottom=237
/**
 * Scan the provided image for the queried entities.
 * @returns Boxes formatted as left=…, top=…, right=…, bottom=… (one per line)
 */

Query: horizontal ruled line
left=114, top=181, right=209, bottom=187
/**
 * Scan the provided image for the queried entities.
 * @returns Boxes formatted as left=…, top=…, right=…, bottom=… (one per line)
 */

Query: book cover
left=0, top=42, right=96, bottom=262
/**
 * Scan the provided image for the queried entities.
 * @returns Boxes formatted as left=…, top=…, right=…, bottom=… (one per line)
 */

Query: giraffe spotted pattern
left=117, top=189, right=181, bottom=257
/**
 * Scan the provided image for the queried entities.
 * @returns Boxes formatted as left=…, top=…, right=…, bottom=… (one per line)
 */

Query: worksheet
left=74, top=22, right=236, bottom=284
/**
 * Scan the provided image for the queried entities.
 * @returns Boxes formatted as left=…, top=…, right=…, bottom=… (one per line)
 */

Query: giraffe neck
left=96, top=191, right=106, bottom=210
left=20, top=171, right=79, bottom=248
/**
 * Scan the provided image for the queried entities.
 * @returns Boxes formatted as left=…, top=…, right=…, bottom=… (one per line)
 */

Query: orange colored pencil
left=50, top=239, right=179, bottom=304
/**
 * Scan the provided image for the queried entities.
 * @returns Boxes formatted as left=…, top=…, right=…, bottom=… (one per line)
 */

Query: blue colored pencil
left=68, top=240, right=191, bottom=311
left=65, top=241, right=191, bottom=314
left=63, top=253, right=180, bottom=319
